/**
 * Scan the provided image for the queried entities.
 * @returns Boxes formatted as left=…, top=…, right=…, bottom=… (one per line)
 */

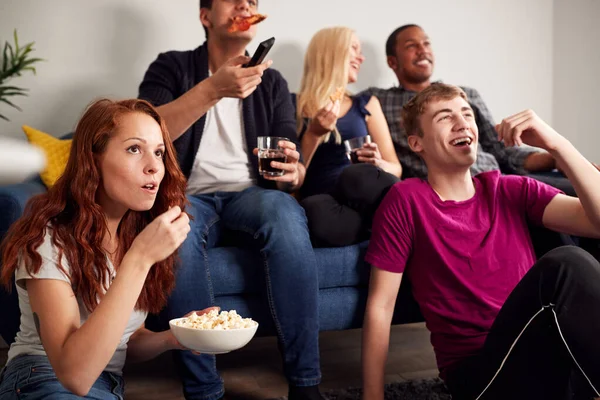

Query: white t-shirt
left=186, top=97, right=256, bottom=195
left=7, top=230, right=147, bottom=375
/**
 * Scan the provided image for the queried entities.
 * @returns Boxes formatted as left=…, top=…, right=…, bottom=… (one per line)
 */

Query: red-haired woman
left=0, top=99, right=200, bottom=399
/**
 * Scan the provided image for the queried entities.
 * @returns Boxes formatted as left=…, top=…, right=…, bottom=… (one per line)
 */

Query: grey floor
left=0, top=323, right=438, bottom=399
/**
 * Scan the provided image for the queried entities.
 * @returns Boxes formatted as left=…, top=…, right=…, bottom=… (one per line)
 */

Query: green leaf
left=13, top=29, right=19, bottom=52
left=0, top=113, right=9, bottom=122
left=0, top=92, right=28, bottom=98
left=0, top=97, right=23, bottom=111
left=0, top=85, right=28, bottom=97
left=6, top=43, right=15, bottom=67
left=0, top=87, right=27, bottom=92
left=0, top=85, right=26, bottom=91
left=0, top=29, right=44, bottom=120
left=22, top=42, right=35, bottom=52
left=22, top=58, right=44, bottom=67
left=2, top=92, right=28, bottom=97
left=0, top=85, right=28, bottom=92
left=2, top=42, right=9, bottom=72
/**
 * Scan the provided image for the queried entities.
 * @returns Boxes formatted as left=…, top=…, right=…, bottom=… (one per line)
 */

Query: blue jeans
left=161, top=187, right=321, bottom=400
left=0, top=355, right=125, bottom=399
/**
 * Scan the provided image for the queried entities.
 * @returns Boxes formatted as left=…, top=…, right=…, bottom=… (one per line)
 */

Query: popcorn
left=175, top=309, right=257, bottom=330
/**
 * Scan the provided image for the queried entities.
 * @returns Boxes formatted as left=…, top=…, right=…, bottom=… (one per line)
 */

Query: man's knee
left=301, top=194, right=363, bottom=247
left=540, top=245, right=600, bottom=281
left=543, top=245, right=594, bottom=264
left=335, top=164, right=399, bottom=209
left=337, top=164, right=380, bottom=192
left=185, top=195, right=221, bottom=242
left=187, top=195, right=217, bottom=225
left=300, top=194, right=325, bottom=221
left=254, top=189, right=307, bottom=225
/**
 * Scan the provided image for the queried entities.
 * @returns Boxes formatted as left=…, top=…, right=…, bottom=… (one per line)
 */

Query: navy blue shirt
left=298, top=94, right=372, bottom=198
left=138, top=42, right=299, bottom=190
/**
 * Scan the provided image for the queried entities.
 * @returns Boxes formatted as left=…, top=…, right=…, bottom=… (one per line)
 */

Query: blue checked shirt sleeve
left=464, top=87, right=540, bottom=175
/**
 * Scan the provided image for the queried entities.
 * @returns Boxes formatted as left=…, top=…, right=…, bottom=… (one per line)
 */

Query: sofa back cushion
left=22, top=127, right=73, bottom=188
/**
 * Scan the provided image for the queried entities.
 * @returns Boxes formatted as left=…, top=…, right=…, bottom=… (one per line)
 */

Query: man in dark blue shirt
left=138, top=1, right=323, bottom=399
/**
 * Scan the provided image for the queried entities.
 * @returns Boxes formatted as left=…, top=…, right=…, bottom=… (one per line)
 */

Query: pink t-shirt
left=365, top=171, right=561, bottom=376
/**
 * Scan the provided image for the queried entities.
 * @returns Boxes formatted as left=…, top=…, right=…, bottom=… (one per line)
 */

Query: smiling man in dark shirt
left=138, top=1, right=324, bottom=399
left=365, top=24, right=599, bottom=192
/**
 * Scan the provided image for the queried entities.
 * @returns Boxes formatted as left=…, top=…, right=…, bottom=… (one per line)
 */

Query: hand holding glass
left=257, top=136, right=289, bottom=177
left=344, top=135, right=372, bottom=164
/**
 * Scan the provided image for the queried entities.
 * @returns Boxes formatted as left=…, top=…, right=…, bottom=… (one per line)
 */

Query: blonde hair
left=296, top=26, right=355, bottom=144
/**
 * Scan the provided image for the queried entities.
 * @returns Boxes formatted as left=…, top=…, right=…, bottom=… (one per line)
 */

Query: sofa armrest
left=0, top=182, right=47, bottom=238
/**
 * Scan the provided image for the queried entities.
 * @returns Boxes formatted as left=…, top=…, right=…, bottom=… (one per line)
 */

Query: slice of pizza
left=228, top=14, right=268, bottom=33
left=329, top=86, right=344, bottom=103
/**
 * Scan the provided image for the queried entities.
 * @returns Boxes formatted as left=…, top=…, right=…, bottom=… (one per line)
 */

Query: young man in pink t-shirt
left=362, top=83, right=600, bottom=400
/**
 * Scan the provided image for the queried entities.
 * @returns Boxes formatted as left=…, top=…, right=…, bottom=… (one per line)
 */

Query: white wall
left=0, top=0, right=553, bottom=140
left=553, top=0, right=600, bottom=161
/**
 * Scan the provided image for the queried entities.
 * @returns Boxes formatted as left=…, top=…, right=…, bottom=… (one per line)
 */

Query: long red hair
left=1, top=99, right=188, bottom=314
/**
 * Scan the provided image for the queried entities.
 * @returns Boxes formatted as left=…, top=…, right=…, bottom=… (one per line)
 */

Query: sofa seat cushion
left=206, top=241, right=370, bottom=297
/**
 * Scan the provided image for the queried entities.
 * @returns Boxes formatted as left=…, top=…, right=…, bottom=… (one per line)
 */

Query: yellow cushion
left=22, top=125, right=72, bottom=188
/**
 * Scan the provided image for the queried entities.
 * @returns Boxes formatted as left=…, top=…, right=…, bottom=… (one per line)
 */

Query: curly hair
left=1, top=98, right=188, bottom=314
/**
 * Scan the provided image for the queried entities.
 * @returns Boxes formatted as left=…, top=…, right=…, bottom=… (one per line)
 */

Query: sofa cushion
left=0, top=182, right=47, bottom=238
left=207, top=242, right=370, bottom=297
left=22, top=126, right=72, bottom=188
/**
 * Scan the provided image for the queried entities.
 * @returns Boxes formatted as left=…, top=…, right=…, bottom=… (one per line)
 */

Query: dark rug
left=271, top=378, right=452, bottom=399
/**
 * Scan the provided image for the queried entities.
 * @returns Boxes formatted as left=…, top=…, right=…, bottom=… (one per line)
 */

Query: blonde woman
left=295, top=27, right=402, bottom=247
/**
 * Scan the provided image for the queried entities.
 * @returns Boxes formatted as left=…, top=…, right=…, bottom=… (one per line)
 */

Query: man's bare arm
left=496, top=109, right=600, bottom=236
left=362, top=267, right=404, bottom=400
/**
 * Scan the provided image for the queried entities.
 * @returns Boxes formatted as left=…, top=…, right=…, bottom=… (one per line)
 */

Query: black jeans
left=445, top=246, right=600, bottom=400
left=300, top=164, right=399, bottom=247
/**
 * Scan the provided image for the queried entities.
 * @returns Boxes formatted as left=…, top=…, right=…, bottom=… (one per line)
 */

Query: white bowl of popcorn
left=169, top=309, right=259, bottom=354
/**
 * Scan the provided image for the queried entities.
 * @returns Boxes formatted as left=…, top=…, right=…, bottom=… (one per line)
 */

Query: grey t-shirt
left=6, top=230, right=147, bottom=374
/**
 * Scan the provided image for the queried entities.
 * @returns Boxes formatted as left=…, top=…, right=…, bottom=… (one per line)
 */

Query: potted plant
left=0, top=30, right=44, bottom=121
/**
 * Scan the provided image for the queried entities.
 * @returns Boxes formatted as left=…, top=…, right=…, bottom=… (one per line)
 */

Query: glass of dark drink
left=344, top=135, right=372, bottom=164
left=257, top=136, right=288, bottom=177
